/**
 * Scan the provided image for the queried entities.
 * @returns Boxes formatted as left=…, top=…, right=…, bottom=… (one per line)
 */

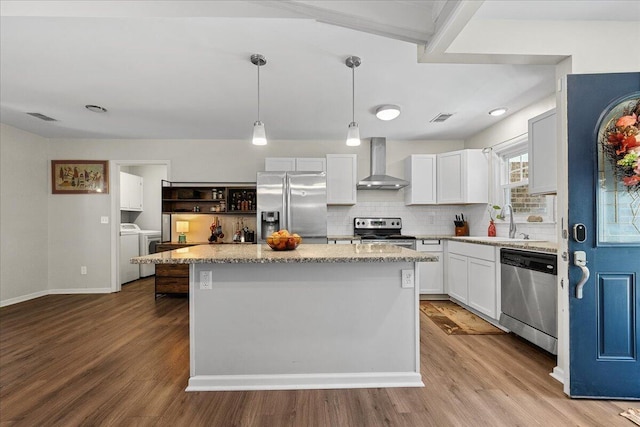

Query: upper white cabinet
left=296, top=158, right=327, bottom=172
left=528, top=109, right=557, bottom=195
left=264, top=157, right=326, bottom=172
left=120, top=171, right=143, bottom=211
left=437, top=149, right=488, bottom=204
left=404, top=155, right=437, bottom=205
left=326, top=154, right=357, bottom=205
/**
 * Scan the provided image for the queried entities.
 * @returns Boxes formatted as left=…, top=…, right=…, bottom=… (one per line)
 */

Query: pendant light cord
left=257, top=62, right=261, bottom=122
left=351, top=65, right=355, bottom=123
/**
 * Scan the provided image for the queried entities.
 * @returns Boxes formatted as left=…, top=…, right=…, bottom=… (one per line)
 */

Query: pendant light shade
left=252, top=120, right=267, bottom=145
left=345, top=56, right=361, bottom=147
left=346, top=122, right=360, bottom=146
left=251, top=54, right=267, bottom=146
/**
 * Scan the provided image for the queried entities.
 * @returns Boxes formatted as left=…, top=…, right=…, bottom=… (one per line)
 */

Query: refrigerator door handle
left=285, top=175, right=291, bottom=231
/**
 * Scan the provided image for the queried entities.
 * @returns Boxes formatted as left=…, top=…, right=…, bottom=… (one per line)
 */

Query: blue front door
left=567, top=72, right=640, bottom=398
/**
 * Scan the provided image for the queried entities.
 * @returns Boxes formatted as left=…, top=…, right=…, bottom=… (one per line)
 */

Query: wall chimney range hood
left=357, top=137, right=409, bottom=190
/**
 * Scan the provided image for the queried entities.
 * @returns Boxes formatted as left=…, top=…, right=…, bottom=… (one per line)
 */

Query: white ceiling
left=0, top=1, right=636, bottom=142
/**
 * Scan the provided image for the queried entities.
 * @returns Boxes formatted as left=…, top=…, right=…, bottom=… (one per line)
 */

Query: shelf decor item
left=176, top=221, right=189, bottom=243
left=487, top=204, right=502, bottom=237
left=51, top=160, right=109, bottom=194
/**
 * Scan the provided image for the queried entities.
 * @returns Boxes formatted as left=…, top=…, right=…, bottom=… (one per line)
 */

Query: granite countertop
left=445, top=236, right=557, bottom=253
left=132, top=243, right=438, bottom=264
left=329, top=235, right=558, bottom=253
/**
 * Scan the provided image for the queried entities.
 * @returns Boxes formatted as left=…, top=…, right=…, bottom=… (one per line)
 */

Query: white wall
left=0, top=124, right=49, bottom=305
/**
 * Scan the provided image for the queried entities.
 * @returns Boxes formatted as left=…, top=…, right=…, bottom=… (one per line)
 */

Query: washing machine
left=120, top=223, right=141, bottom=284
left=139, top=229, right=161, bottom=277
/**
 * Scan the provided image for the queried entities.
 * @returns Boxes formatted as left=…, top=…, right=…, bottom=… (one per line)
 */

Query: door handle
left=574, top=251, right=590, bottom=299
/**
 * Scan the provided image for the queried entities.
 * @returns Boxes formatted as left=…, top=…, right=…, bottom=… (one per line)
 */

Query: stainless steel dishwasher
left=499, top=248, right=558, bottom=354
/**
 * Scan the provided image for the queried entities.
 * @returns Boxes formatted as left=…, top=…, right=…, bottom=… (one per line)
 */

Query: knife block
left=455, top=222, right=469, bottom=236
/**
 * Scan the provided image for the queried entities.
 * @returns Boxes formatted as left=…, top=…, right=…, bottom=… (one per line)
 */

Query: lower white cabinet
left=446, top=253, right=468, bottom=302
left=328, top=239, right=358, bottom=244
left=415, top=240, right=443, bottom=294
left=467, top=257, right=496, bottom=318
left=446, top=241, right=497, bottom=319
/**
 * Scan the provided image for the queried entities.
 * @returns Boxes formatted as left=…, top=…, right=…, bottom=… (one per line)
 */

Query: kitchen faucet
left=501, top=204, right=517, bottom=238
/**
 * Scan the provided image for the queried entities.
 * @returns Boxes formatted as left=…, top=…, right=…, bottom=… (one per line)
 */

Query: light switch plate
left=401, top=269, right=414, bottom=288
left=100, top=216, right=109, bottom=224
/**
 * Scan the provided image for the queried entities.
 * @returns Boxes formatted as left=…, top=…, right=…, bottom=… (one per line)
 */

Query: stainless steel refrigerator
left=257, top=171, right=327, bottom=243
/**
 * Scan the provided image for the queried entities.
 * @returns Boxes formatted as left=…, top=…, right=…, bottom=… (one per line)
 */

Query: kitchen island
left=133, top=243, right=436, bottom=391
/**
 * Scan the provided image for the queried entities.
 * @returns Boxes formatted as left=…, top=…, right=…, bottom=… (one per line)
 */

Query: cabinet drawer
left=447, top=241, right=495, bottom=261
left=156, top=264, right=189, bottom=277
left=155, top=279, right=189, bottom=294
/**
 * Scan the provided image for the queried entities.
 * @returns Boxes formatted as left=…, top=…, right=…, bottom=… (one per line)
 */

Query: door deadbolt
left=573, top=223, right=587, bottom=243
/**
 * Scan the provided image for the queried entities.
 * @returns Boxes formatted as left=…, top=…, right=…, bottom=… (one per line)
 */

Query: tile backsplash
left=328, top=202, right=558, bottom=242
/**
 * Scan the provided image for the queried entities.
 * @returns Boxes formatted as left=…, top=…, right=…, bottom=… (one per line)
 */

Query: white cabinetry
left=264, top=157, right=326, bottom=172
left=120, top=171, right=143, bottom=211
left=528, top=109, right=557, bottom=195
left=328, top=239, right=359, bottom=244
left=326, top=154, right=357, bottom=205
left=404, top=155, right=437, bottom=205
left=296, top=158, right=326, bottom=172
left=437, top=149, right=488, bottom=204
left=415, top=240, right=444, bottom=294
left=447, top=253, right=468, bottom=302
left=446, top=241, right=497, bottom=319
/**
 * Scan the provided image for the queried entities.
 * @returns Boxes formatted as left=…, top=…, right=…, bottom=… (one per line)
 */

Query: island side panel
left=189, top=261, right=421, bottom=390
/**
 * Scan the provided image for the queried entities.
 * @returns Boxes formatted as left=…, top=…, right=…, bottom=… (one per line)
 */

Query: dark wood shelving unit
left=161, top=181, right=256, bottom=215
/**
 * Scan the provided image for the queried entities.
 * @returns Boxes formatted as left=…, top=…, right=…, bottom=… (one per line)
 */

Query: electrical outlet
left=100, top=216, right=109, bottom=224
left=199, top=270, right=213, bottom=290
left=401, top=269, right=414, bottom=288
left=81, top=266, right=87, bottom=275
left=425, top=213, right=435, bottom=225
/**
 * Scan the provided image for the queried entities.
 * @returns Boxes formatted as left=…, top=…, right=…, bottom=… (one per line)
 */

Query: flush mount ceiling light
left=251, top=53, right=267, bottom=146
left=345, top=56, right=361, bottom=147
left=85, top=105, right=107, bottom=113
left=488, top=107, right=508, bottom=117
left=375, top=104, right=401, bottom=121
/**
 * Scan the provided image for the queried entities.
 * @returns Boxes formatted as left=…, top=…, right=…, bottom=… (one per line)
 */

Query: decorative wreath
left=601, top=96, right=640, bottom=191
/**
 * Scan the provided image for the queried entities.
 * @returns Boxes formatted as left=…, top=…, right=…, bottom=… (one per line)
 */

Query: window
left=494, top=139, right=555, bottom=222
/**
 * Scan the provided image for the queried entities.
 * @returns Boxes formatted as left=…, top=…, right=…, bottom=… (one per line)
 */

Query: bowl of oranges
left=266, top=229, right=302, bottom=251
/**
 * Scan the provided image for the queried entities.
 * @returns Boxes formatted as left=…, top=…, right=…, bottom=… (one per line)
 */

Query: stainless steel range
left=353, top=217, right=416, bottom=249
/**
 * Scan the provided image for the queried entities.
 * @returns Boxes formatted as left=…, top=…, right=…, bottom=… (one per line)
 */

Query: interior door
left=567, top=72, right=640, bottom=398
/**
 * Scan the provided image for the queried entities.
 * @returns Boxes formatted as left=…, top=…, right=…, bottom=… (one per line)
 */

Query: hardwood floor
left=1, top=278, right=636, bottom=426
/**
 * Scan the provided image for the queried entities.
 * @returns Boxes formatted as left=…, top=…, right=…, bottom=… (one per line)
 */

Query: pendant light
left=251, top=54, right=267, bottom=146
left=345, top=56, right=361, bottom=147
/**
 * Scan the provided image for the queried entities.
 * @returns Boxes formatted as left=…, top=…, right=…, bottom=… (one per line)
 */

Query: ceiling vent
left=26, top=112, right=57, bottom=121
left=430, top=113, right=454, bottom=123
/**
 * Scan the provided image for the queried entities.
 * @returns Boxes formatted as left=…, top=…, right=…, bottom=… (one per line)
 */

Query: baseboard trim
left=0, top=290, right=49, bottom=307
left=550, top=366, right=564, bottom=384
left=49, top=288, right=112, bottom=294
left=1, top=288, right=113, bottom=307
left=186, top=372, right=424, bottom=392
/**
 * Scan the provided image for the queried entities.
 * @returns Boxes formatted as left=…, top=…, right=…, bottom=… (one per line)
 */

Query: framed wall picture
left=51, top=160, right=109, bottom=194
